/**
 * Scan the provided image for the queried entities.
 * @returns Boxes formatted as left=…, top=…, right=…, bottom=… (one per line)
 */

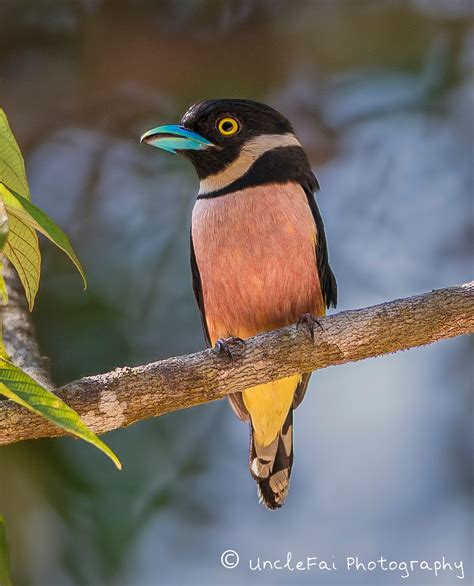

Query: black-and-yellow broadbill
left=141, top=99, right=337, bottom=510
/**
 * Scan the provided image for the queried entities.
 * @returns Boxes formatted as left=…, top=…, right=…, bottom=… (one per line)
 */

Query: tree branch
left=1, top=281, right=473, bottom=445
left=1, top=262, right=53, bottom=390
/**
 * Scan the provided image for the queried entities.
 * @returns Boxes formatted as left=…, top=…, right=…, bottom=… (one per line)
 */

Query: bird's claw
left=297, top=313, right=324, bottom=342
left=214, top=336, right=246, bottom=361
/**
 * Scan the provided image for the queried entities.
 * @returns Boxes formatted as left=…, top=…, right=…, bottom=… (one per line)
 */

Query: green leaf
left=0, top=357, right=121, bottom=470
left=0, top=108, right=30, bottom=199
left=0, top=183, right=86, bottom=289
left=1, top=217, right=40, bottom=312
left=0, top=110, right=39, bottom=308
left=0, top=183, right=40, bottom=309
left=0, top=260, right=7, bottom=357
left=0, top=330, right=7, bottom=359
left=0, top=199, right=8, bottom=307
left=2, top=214, right=40, bottom=311
left=0, top=516, right=12, bottom=586
left=0, top=200, right=8, bottom=253
left=0, top=263, right=7, bottom=307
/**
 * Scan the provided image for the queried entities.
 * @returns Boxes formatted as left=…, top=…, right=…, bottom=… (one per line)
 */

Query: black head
left=141, top=98, right=317, bottom=197
left=179, top=99, right=294, bottom=177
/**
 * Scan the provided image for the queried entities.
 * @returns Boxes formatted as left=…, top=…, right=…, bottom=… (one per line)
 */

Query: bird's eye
left=217, top=117, right=240, bottom=136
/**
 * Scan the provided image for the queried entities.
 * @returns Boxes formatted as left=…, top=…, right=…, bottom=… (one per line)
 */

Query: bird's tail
left=249, top=410, right=293, bottom=510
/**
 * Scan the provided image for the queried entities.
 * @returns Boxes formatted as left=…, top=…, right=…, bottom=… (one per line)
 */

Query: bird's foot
left=214, top=336, right=246, bottom=361
left=297, top=313, right=324, bottom=342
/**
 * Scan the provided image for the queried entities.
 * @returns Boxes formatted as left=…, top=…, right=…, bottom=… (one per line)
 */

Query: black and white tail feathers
left=249, top=410, right=294, bottom=510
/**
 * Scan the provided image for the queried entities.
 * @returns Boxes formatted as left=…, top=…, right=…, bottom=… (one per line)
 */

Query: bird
left=141, top=99, right=337, bottom=510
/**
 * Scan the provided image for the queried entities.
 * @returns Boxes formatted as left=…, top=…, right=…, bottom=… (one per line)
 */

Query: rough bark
left=1, top=263, right=52, bottom=390
left=0, top=280, right=473, bottom=445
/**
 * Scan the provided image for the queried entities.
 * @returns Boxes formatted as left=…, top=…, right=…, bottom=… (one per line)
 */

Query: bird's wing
left=227, top=392, right=250, bottom=421
left=190, top=230, right=211, bottom=346
left=292, top=187, right=338, bottom=410
left=304, top=187, right=338, bottom=311
left=293, top=372, right=311, bottom=409
left=190, top=230, right=249, bottom=421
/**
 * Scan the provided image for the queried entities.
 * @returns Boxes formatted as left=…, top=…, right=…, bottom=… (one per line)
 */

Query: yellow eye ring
left=217, top=117, right=240, bottom=136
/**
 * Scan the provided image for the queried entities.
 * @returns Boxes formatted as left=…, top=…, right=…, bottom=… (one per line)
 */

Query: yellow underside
left=242, top=375, right=301, bottom=447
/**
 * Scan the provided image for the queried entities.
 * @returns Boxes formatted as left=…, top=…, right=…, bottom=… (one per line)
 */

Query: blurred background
left=0, top=0, right=472, bottom=584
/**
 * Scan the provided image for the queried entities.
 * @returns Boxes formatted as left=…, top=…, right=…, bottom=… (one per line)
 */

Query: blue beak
left=140, top=124, right=214, bottom=153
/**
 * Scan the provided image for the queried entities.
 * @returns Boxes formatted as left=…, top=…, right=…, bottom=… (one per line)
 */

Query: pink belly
left=192, top=182, right=324, bottom=343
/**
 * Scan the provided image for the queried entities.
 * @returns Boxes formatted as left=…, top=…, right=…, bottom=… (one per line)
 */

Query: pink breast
left=192, top=182, right=324, bottom=343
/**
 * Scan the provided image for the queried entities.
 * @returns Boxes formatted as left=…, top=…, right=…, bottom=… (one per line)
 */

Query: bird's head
left=141, top=99, right=316, bottom=198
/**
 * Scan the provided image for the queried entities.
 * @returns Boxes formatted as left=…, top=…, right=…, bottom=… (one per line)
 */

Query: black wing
left=305, top=187, right=338, bottom=310
left=293, top=182, right=337, bottom=409
left=190, top=230, right=211, bottom=346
